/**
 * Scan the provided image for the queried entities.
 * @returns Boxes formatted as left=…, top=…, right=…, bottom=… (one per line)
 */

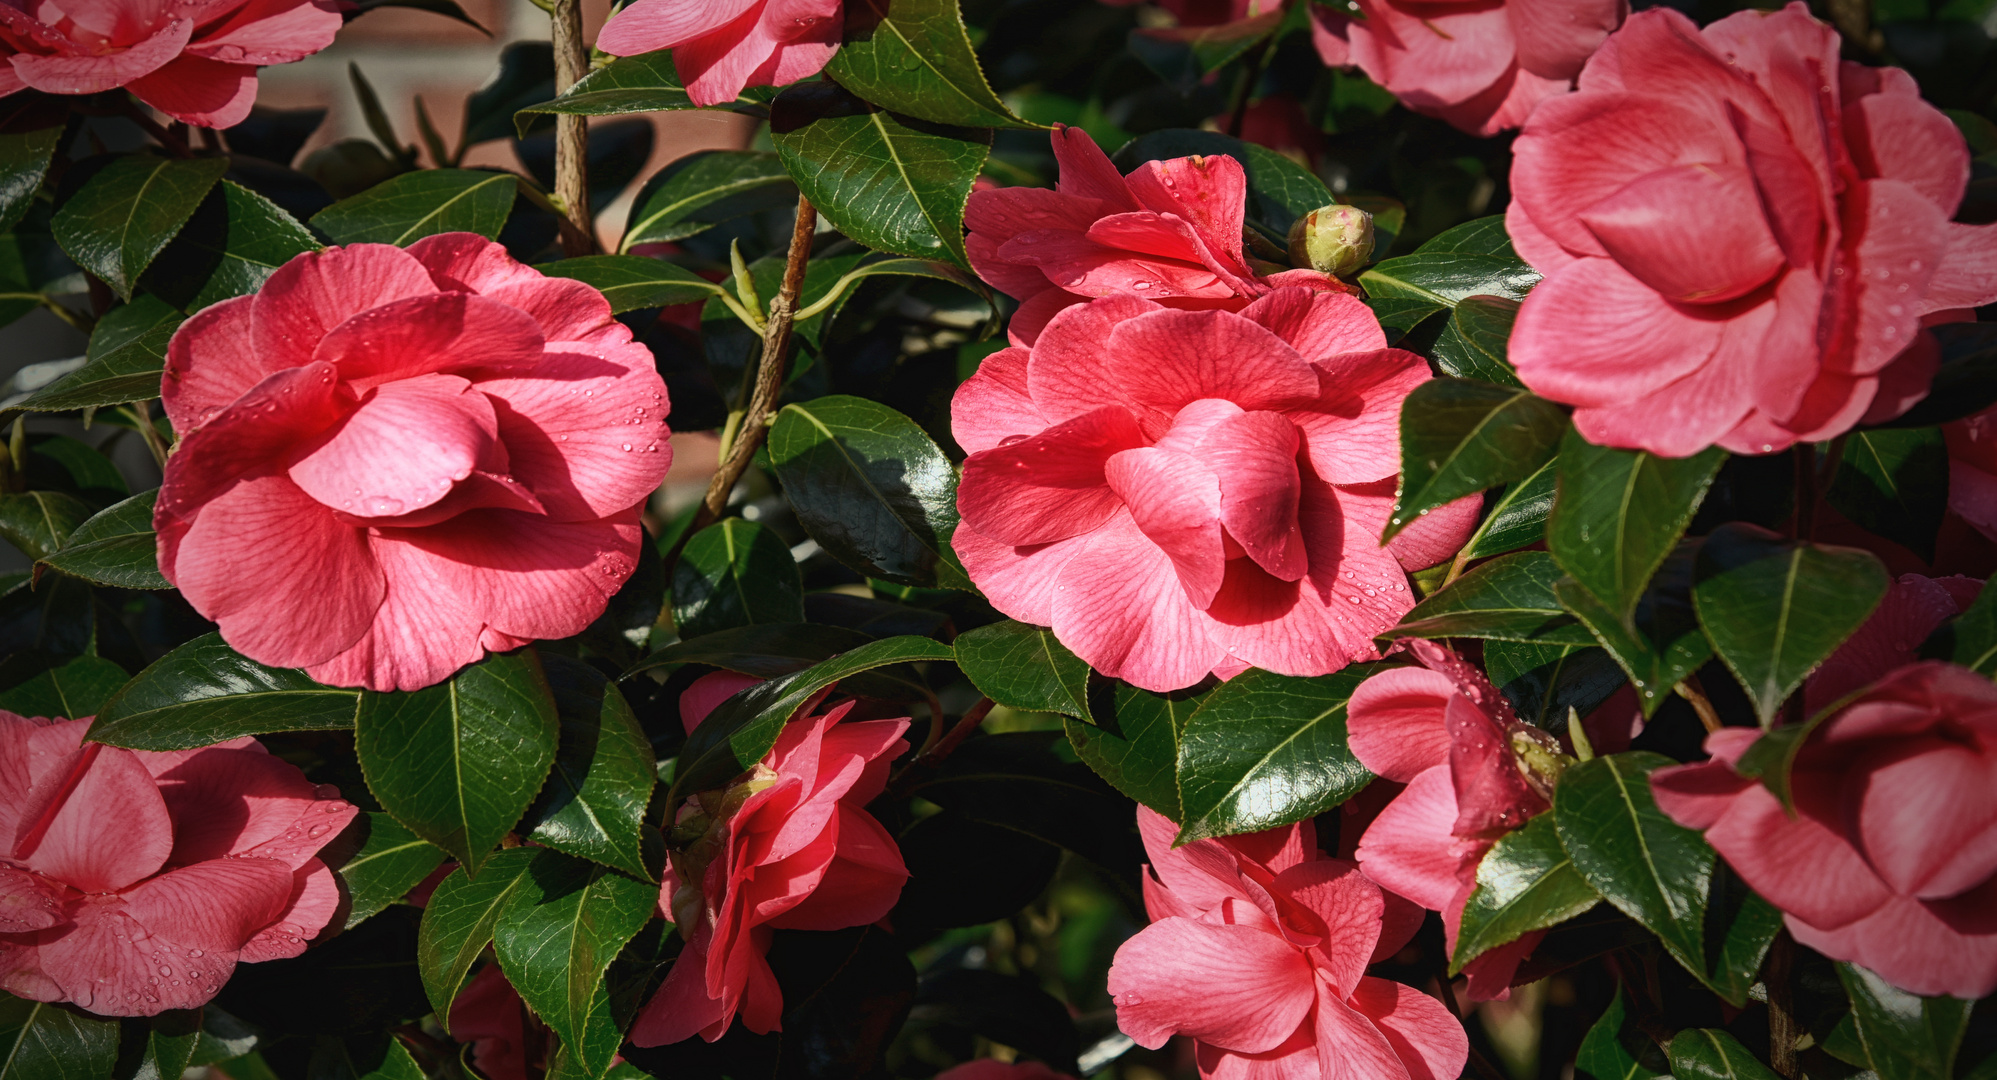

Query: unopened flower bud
left=1287, top=204, right=1374, bottom=277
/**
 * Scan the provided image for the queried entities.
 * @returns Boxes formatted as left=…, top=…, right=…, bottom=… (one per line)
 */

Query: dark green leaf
left=1358, top=217, right=1541, bottom=333
left=1379, top=551, right=1595, bottom=646
left=826, top=0, right=1034, bottom=128
left=670, top=635, right=955, bottom=800
left=0, top=655, right=127, bottom=720
left=1484, top=640, right=1626, bottom=733
left=186, top=1008, right=258, bottom=1067
left=1692, top=524, right=1890, bottom=726
left=27, top=435, right=126, bottom=497
left=0, top=128, right=59, bottom=235
left=1921, top=571, right=1997, bottom=676
left=1174, top=667, right=1376, bottom=842
left=1548, top=429, right=1726, bottom=621
left=621, top=151, right=794, bottom=248
left=114, top=1013, right=201, bottom=1080
left=627, top=621, right=875, bottom=679
left=1554, top=751, right=1714, bottom=988
left=522, top=655, right=657, bottom=880
left=954, top=619, right=1091, bottom=720
left=894, top=812, right=1061, bottom=930
left=1575, top=986, right=1664, bottom=1080
left=1871, top=322, right=1997, bottom=428
left=1704, top=863, right=1781, bottom=1008
left=905, top=731, right=1144, bottom=873
left=769, top=82, right=989, bottom=269
left=310, top=169, right=515, bottom=246
left=769, top=395, right=971, bottom=589
left=671, top=518, right=804, bottom=639
left=1836, top=962, right=1972, bottom=1080
left=52, top=155, right=231, bottom=299
left=494, top=849, right=656, bottom=1078
left=912, top=969, right=1080, bottom=1076
left=1668, top=1030, right=1780, bottom=1080
left=514, top=50, right=774, bottom=131
left=1463, top=455, right=1557, bottom=560
left=1112, top=130, right=1335, bottom=241
left=332, top=812, right=445, bottom=931
left=1386, top=378, right=1566, bottom=542
left=355, top=649, right=560, bottom=873
left=1066, top=683, right=1197, bottom=820
left=1555, top=542, right=1712, bottom=718
left=1431, top=295, right=1524, bottom=389
left=1452, top=812, right=1599, bottom=972
left=1826, top=428, right=1948, bottom=562
left=0, top=491, right=90, bottom=561
left=536, top=253, right=723, bottom=313
left=416, top=848, right=537, bottom=1027
left=0, top=994, right=119, bottom=1080
left=89, top=633, right=362, bottom=750
left=37, top=490, right=166, bottom=589
left=463, top=43, right=553, bottom=148
left=15, top=295, right=182, bottom=412
left=142, top=181, right=320, bottom=312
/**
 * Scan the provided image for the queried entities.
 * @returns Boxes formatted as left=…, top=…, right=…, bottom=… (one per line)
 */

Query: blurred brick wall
left=255, top=0, right=757, bottom=248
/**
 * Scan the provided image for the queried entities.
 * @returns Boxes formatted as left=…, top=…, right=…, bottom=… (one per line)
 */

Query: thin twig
left=549, top=0, right=594, bottom=257
left=888, top=698, right=994, bottom=797
left=1224, top=35, right=1274, bottom=139
left=129, top=400, right=168, bottom=469
left=1767, top=931, right=1798, bottom=1078
left=1675, top=673, right=1723, bottom=734
left=121, top=99, right=192, bottom=157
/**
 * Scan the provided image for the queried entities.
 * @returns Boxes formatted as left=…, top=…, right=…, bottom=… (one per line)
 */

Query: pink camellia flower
left=1803, top=572, right=1981, bottom=714
left=450, top=963, right=546, bottom=1080
left=595, top=0, right=839, bottom=108
left=630, top=672, right=910, bottom=1046
left=154, top=234, right=672, bottom=693
left=1108, top=807, right=1468, bottom=1080
left=0, top=713, right=357, bottom=1016
left=1653, top=661, right=1997, bottom=998
left=1346, top=640, right=1598, bottom=1000
left=0, top=0, right=342, bottom=128
left=1947, top=405, right=1997, bottom=544
left=1506, top=4, right=1997, bottom=457
left=965, top=127, right=1357, bottom=347
left=950, top=287, right=1478, bottom=693
left=1311, top=0, right=1624, bottom=136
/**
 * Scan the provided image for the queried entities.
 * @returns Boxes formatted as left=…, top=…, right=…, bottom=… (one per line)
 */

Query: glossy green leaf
left=1705, top=863, right=1782, bottom=1007
left=1554, top=752, right=1713, bottom=989
left=1431, top=295, right=1524, bottom=389
left=1826, top=428, right=1949, bottom=562
left=1667, top=1029, right=1780, bottom=1080
left=0, top=129, right=59, bottom=235
left=416, top=847, right=538, bottom=1027
left=355, top=649, right=560, bottom=874
left=185, top=1008, right=257, bottom=1069
left=1921, top=572, right=1997, bottom=676
left=954, top=619, right=1092, bottom=721
left=1386, top=378, right=1566, bottom=542
left=28, top=435, right=126, bottom=497
left=1065, top=683, right=1197, bottom=820
left=494, top=849, right=656, bottom=1077
left=1692, top=524, right=1890, bottom=726
left=1463, top=455, right=1557, bottom=560
left=1358, top=216, right=1541, bottom=333
left=522, top=655, right=657, bottom=880
left=769, top=395, right=971, bottom=589
left=311, top=169, right=515, bottom=246
left=825, top=0, right=1034, bottom=128
left=36, top=490, right=166, bottom=589
left=1575, top=986, right=1665, bottom=1080
left=0, top=491, right=90, bottom=561
left=52, top=154, right=230, bottom=299
left=89, top=633, right=362, bottom=751
left=670, top=635, right=955, bottom=800
left=1484, top=639, right=1626, bottom=733
left=1548, top=430, right=1726, bottom=621
left=627, top=621, right=875, bottom=679
left=1379, top=551, right=1595, bottom=646
left=904, top=731, right=1144, bottom=872
left=141, top=181, right=320, bottom=312
left=1452, top=812, right=1599, bottom=972
left=0, top=993, right=119, bottom=1080
left=514, top=50, right=774, bottom=131
left=672, top=518, right=804, bottom=639
left=0, top=655, right=127, bottom=720
left=116, top=1012, right=202, bottom=1080
left=1836, top=961, right=1973, bottom=1080
left=769, top=82, right=989, bottom=269
left=332, top=812, right=445, bottom=931
left=1555, top=542, right=1711, bottom=718
left=15, top=295, right=183, bottom=412
left=621, top=150, right=795, bottom=248
left=1175, top=667, right=1376, bottom=842
left=536, top=254, right=723, bottom=314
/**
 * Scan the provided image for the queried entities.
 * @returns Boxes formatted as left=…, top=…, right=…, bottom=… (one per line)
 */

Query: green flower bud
left=1286, top=204, right=1375, bottom=277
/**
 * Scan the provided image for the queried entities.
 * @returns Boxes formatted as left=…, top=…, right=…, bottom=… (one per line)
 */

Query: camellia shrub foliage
left=2, top=0, right=1997, bottom=1076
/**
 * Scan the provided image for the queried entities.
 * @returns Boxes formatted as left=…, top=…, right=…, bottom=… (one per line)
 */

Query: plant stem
left=130, top=400, right=169, bottom=469
left=889, top=697, right=995, bottom=797
left=122, top=99, right=191, bottom=157
left=1675, top=673, right=1723, bottom=734
left=549, top=0, right=594, bottom=257
left=690, top=196, right=817, bottom=528
left=1767, top=931, right=1798, bottom=1078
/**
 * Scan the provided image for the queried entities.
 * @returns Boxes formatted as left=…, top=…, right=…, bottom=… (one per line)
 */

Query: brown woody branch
left=549, top=0, right=594, bottom=257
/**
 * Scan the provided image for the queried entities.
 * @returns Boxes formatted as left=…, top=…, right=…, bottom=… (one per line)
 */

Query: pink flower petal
left=630, top=937, right=732, bottom=1045
left=154, top=363, right=348, bottom=534
left=1200, top=411, right=1306, bottom=582
left=1923, top=222, right=1997, bottom=313
left=1312, top=981, right=1413, bottom=1080
left=19, top=741, right=173, bottom=894
left=1346, top=976, right=1470, bottom=1080
left=185, top=0, right=341, bottom=64
left=239, top=857, right=341, bottom=962
left=1053, top=512, right=1226, bottom=692
left=766, top=804, right=907, bottom=929
left=1786, top=887, right=1997, bottom=1000
left=1026, top=293, right=1162, bottom=425
left=1238, top=288, right=1387, bottom=361
left=1506, top=0, right=1621, bottom=80
left=1051, top=125, right=1143, bottom=212
left=252, top=244, right=440, bottom=372
left=312, top=292, right=546, bottom=390
left=1347, top=668, right=1457, bottom=782
left=145, top=744, right=332, bottom=865
left=1578, top=163, right=1785, bottom=304
left=1104, top=308, right=1321, bottom=427
left=1849, top=734, right=1997, bottom=900
left=1354, top=767, right=1465, bottom=912
left=472, top=343, right=673, bottom=521
left=1824, top=179, right=1949, bottom=378
left=160, top=295, right=267, bottom=436
left=1108, top=916, right=1316, bottom=1053
left=1286, top=348, right=1431, bottom=486
left=1271, top=858, right=1382, bottom=995
left=681, top=671, right=762, bottom=735
left=1125, top=153, right=1253, bottom=277
left=959, top=405, right=1149, bottom=547
left=952, top=346, right=1045, bottom=454
left=11, top=17, right=190, bottom=94
left=948, top=522, right=1090, bottom=628
left=999, top=226, right=1235, bottom=301
left=1511, top=257, right=1725, bottom=409
left=595, top=0, right=761, bottom=55
left=1385, top=493, right=1481, bottom=573
left=1344, top=2, right=1514, bottom=111
left=1105, top=446, right=1227, bottom=609
left=0, top=866, right=64, bottom=934
left=406, top=234, right=627, bottom=347
left=1700, top=771, right=1895, bottom=931
left=288, top=374, right=504, bottom=520
left=1844, top=83, right=1969, bottom=216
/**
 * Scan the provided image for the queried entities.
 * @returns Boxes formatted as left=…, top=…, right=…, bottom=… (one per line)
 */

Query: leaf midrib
left=625, top=171, right=786, bottom=246
left=1604, top=756, right=1687, bottom=926
left=393, top=173, right=511, bottom=245
left=1184, top=702, right=1346, bottom=832
left=866, top=113, right=955, bottom=257
left=790, top=404, right=940, bottom=559
left=1403, top=389, right=1535, bottom=524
